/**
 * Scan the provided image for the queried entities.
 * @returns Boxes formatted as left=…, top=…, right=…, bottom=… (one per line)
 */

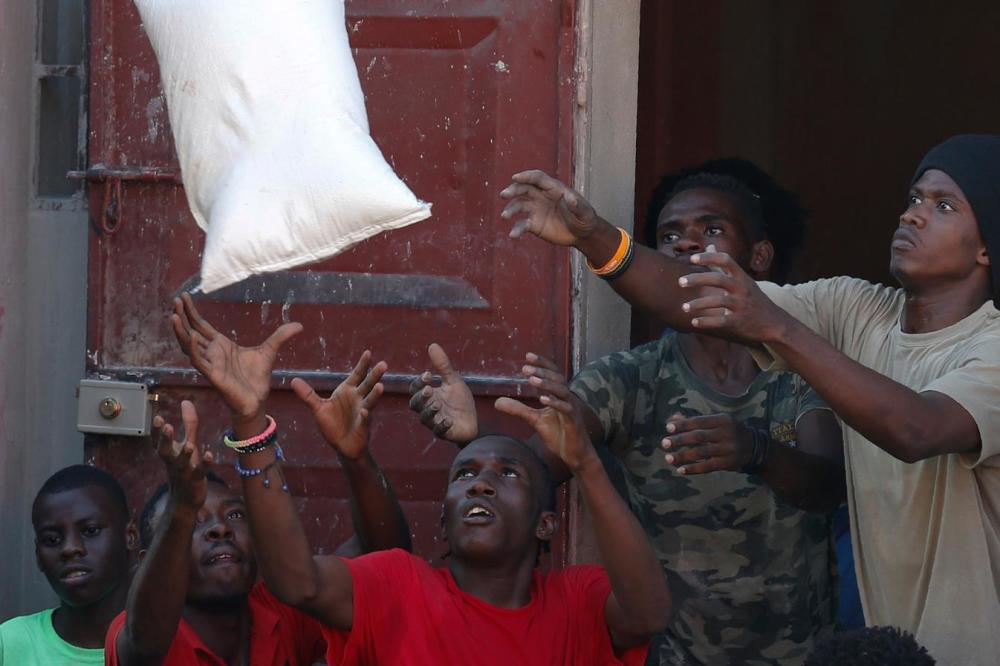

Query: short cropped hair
left=33, top=465, right=129, bottom=525
left=804, top=626, right=936, bottom=666
left=644, top=158, right=808, bottom=283
left=138, top=472, right=230, bottom=548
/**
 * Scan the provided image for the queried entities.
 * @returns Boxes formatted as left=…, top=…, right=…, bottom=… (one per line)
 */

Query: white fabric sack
left=135, top=0, right=432, bottom=293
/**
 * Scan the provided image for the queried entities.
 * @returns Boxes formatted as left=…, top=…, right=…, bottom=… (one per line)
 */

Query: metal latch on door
left=76, top=379, right=159, bottom=436
left=67, top=164, right=182, bottom=235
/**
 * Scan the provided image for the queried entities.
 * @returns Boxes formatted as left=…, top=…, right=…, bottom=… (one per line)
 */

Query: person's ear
left=138, top=548, right=148, bottom=563
left=125, top=519, right=140, bottom=551
left=977, top=244, right=990, bottom=268
left=535, top=510, right=558, bottom=543
left=749, top=239, right=775, bottom=279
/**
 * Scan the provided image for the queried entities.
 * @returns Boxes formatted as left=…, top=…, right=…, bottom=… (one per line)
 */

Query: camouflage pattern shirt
left=570, top=335, right=835, bottom=666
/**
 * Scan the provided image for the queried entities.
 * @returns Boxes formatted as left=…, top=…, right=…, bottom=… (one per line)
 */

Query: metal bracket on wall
left=67, top=165, right=182, bottom=234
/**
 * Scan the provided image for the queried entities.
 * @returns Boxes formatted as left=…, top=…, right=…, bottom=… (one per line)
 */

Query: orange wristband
left=586, top=227, right=632, bottom=275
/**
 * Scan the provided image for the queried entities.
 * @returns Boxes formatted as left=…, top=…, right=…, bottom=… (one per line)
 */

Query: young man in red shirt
left=105, top=296, right=411, bottom=666
left=169, top=293, right=671, bottom=665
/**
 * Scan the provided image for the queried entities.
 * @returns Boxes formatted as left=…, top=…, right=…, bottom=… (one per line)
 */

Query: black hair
left=443, top=434, right=557, bottom=561
left=643, top=157, right=808, bottom=283
left=33, top=464, right=129, bottom=526
left=804, top=626, right=936, bottom=666
left=138, top=472, right=230, bottom=548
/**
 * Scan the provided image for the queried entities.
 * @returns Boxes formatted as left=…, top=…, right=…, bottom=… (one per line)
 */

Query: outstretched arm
left=495, top=359, right=671, bottom=650
left=674, top=252, right=983, bottom=462
left=117, top=402, right=211, bottom=666
left=500, top=170, right=697, bottom=331
left=409, top=345, right=605, bottom=487
left=170, top=295, right=405, bottom=629
left=291, top=353, right=410, bottom=554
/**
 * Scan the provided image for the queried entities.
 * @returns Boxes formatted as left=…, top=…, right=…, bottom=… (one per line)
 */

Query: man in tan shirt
left=499, top=135, right=1000, bottom=665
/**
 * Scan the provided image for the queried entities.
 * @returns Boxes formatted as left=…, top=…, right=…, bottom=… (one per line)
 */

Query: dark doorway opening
left=634, top=0, right=1000, bottom=344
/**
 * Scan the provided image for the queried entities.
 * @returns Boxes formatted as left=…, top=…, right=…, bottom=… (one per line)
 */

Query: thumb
left=265, top=322, right=304, bottom=352
left=494, top=397, right=538, bottom=427
left=290, top=377, right=322, bottom=411
left=180, top=400, right=199, bottom=448
left=428, top=343, right=460, bottom=383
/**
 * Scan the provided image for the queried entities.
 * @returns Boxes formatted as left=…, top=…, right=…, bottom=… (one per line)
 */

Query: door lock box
left=77, top=380, right=157, bottom=436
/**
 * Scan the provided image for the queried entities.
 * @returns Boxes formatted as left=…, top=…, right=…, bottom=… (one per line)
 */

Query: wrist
left=574, top=217, right=618, bottom=262
left=567, top=448, right=603, bottom=477
left=741, top=428, right=772, bottom=474
left=761, top=309, right=798, bottom=347
left=164, top=498, right=199, bottom=523
left=231, top=410, right=268, bottom=440
left=337, top=447, right=375, bottom=469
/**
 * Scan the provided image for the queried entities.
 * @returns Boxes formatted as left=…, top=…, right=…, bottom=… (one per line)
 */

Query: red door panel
left=85, top=0, right=576, bottom=563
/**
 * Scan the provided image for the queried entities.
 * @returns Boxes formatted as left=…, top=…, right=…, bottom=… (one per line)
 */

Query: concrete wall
left=569, top=0, right=641, bottom=564
left=0, top=2, right=90, bottom=619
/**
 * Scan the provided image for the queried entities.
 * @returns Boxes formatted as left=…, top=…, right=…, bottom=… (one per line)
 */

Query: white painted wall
left=0, top=1, right=90, bottom=619
left=569, top=0, right=641, bottom=564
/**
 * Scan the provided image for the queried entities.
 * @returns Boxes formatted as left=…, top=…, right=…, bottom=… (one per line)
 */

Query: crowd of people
left=2, top=134, right=998, bottom=665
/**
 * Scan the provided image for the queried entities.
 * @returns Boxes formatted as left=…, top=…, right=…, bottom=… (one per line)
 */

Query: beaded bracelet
left=234, top=444, right=288, bottom=492
left=224, top=415, right=277, bottom=452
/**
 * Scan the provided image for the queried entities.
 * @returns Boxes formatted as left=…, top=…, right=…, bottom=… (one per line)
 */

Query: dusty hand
left=500, top=170, right=600, bottom=247
left=661, top=413, right=754, bottom=475
left=408, top=343, right=477, bottom=444
left=678, top=251, right=789, bottom=343
left=495, top=353, right=598, bottom=473
left=171, top=293, right=302, bottom=423
left=291, top=351, right=386, bottom=461
left=153, top=400, right=213, bottom=510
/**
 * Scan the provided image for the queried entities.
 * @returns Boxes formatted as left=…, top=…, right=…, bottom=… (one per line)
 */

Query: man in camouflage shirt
left=412, top=160, right=845, bottom=664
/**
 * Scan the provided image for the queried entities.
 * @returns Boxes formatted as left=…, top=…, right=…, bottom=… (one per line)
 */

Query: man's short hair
left=32, top=465, right=129, bottom=526
left=804, top=626, right=936, bottom=666
left=644, top=158, right=808, bottom=283
left=138, top=472, right=230, bottom=548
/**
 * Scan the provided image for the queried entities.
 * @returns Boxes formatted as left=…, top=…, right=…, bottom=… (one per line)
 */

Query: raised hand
left=678, top=250, right=791, bottom=343
left=408, top=343, right=477, bottom=444
left=291, top=351, right=386, bottom=461
left=661, top=413, right=755, bottom=475
left=500, top=170, right=600, bottom=247
left=171, top=292, right=302, bottom=424
left=153, top=400, right=213, bottom=510
left=495, top=353, right=598, bottom=474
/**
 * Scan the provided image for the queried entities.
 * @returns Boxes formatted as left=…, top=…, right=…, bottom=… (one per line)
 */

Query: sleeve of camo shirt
left=569, top=349, right=642, bottom=454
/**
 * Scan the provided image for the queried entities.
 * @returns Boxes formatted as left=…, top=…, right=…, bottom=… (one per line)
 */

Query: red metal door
left=84, top=0, right=576, bottom=562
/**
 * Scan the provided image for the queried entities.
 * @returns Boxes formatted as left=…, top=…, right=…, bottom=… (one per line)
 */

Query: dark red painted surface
left=85, top=0, right=576, bottom=564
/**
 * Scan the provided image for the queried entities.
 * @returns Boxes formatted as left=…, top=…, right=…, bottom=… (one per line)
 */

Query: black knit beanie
left=913, top=134, right=1000, bottom=304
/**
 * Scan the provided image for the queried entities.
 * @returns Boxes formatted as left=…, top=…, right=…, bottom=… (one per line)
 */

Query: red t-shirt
left=323, top=549, right=648, bottom=665
left=104, top=582, right=325, bottom=666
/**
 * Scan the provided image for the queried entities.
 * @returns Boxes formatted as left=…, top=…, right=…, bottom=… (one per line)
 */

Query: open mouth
left=59, top=567, right=92, bottom=583
left=462, top=503, right=496, bottom=524
left=204, top=550, right=242, bottom=566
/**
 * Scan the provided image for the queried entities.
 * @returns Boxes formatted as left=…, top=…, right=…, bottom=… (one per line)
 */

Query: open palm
left=500, top=170, right=599, bottom=246
left=292, top=351, right=386, bottom=460
left=171, top=293, right=302, bottom=420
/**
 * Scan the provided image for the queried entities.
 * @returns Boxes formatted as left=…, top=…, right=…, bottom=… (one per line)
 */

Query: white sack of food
left=135, top=0, right=432, bottom=293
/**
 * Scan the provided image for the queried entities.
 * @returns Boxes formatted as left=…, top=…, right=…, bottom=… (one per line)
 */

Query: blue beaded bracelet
left=234, top=445, right=288, bottom=492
